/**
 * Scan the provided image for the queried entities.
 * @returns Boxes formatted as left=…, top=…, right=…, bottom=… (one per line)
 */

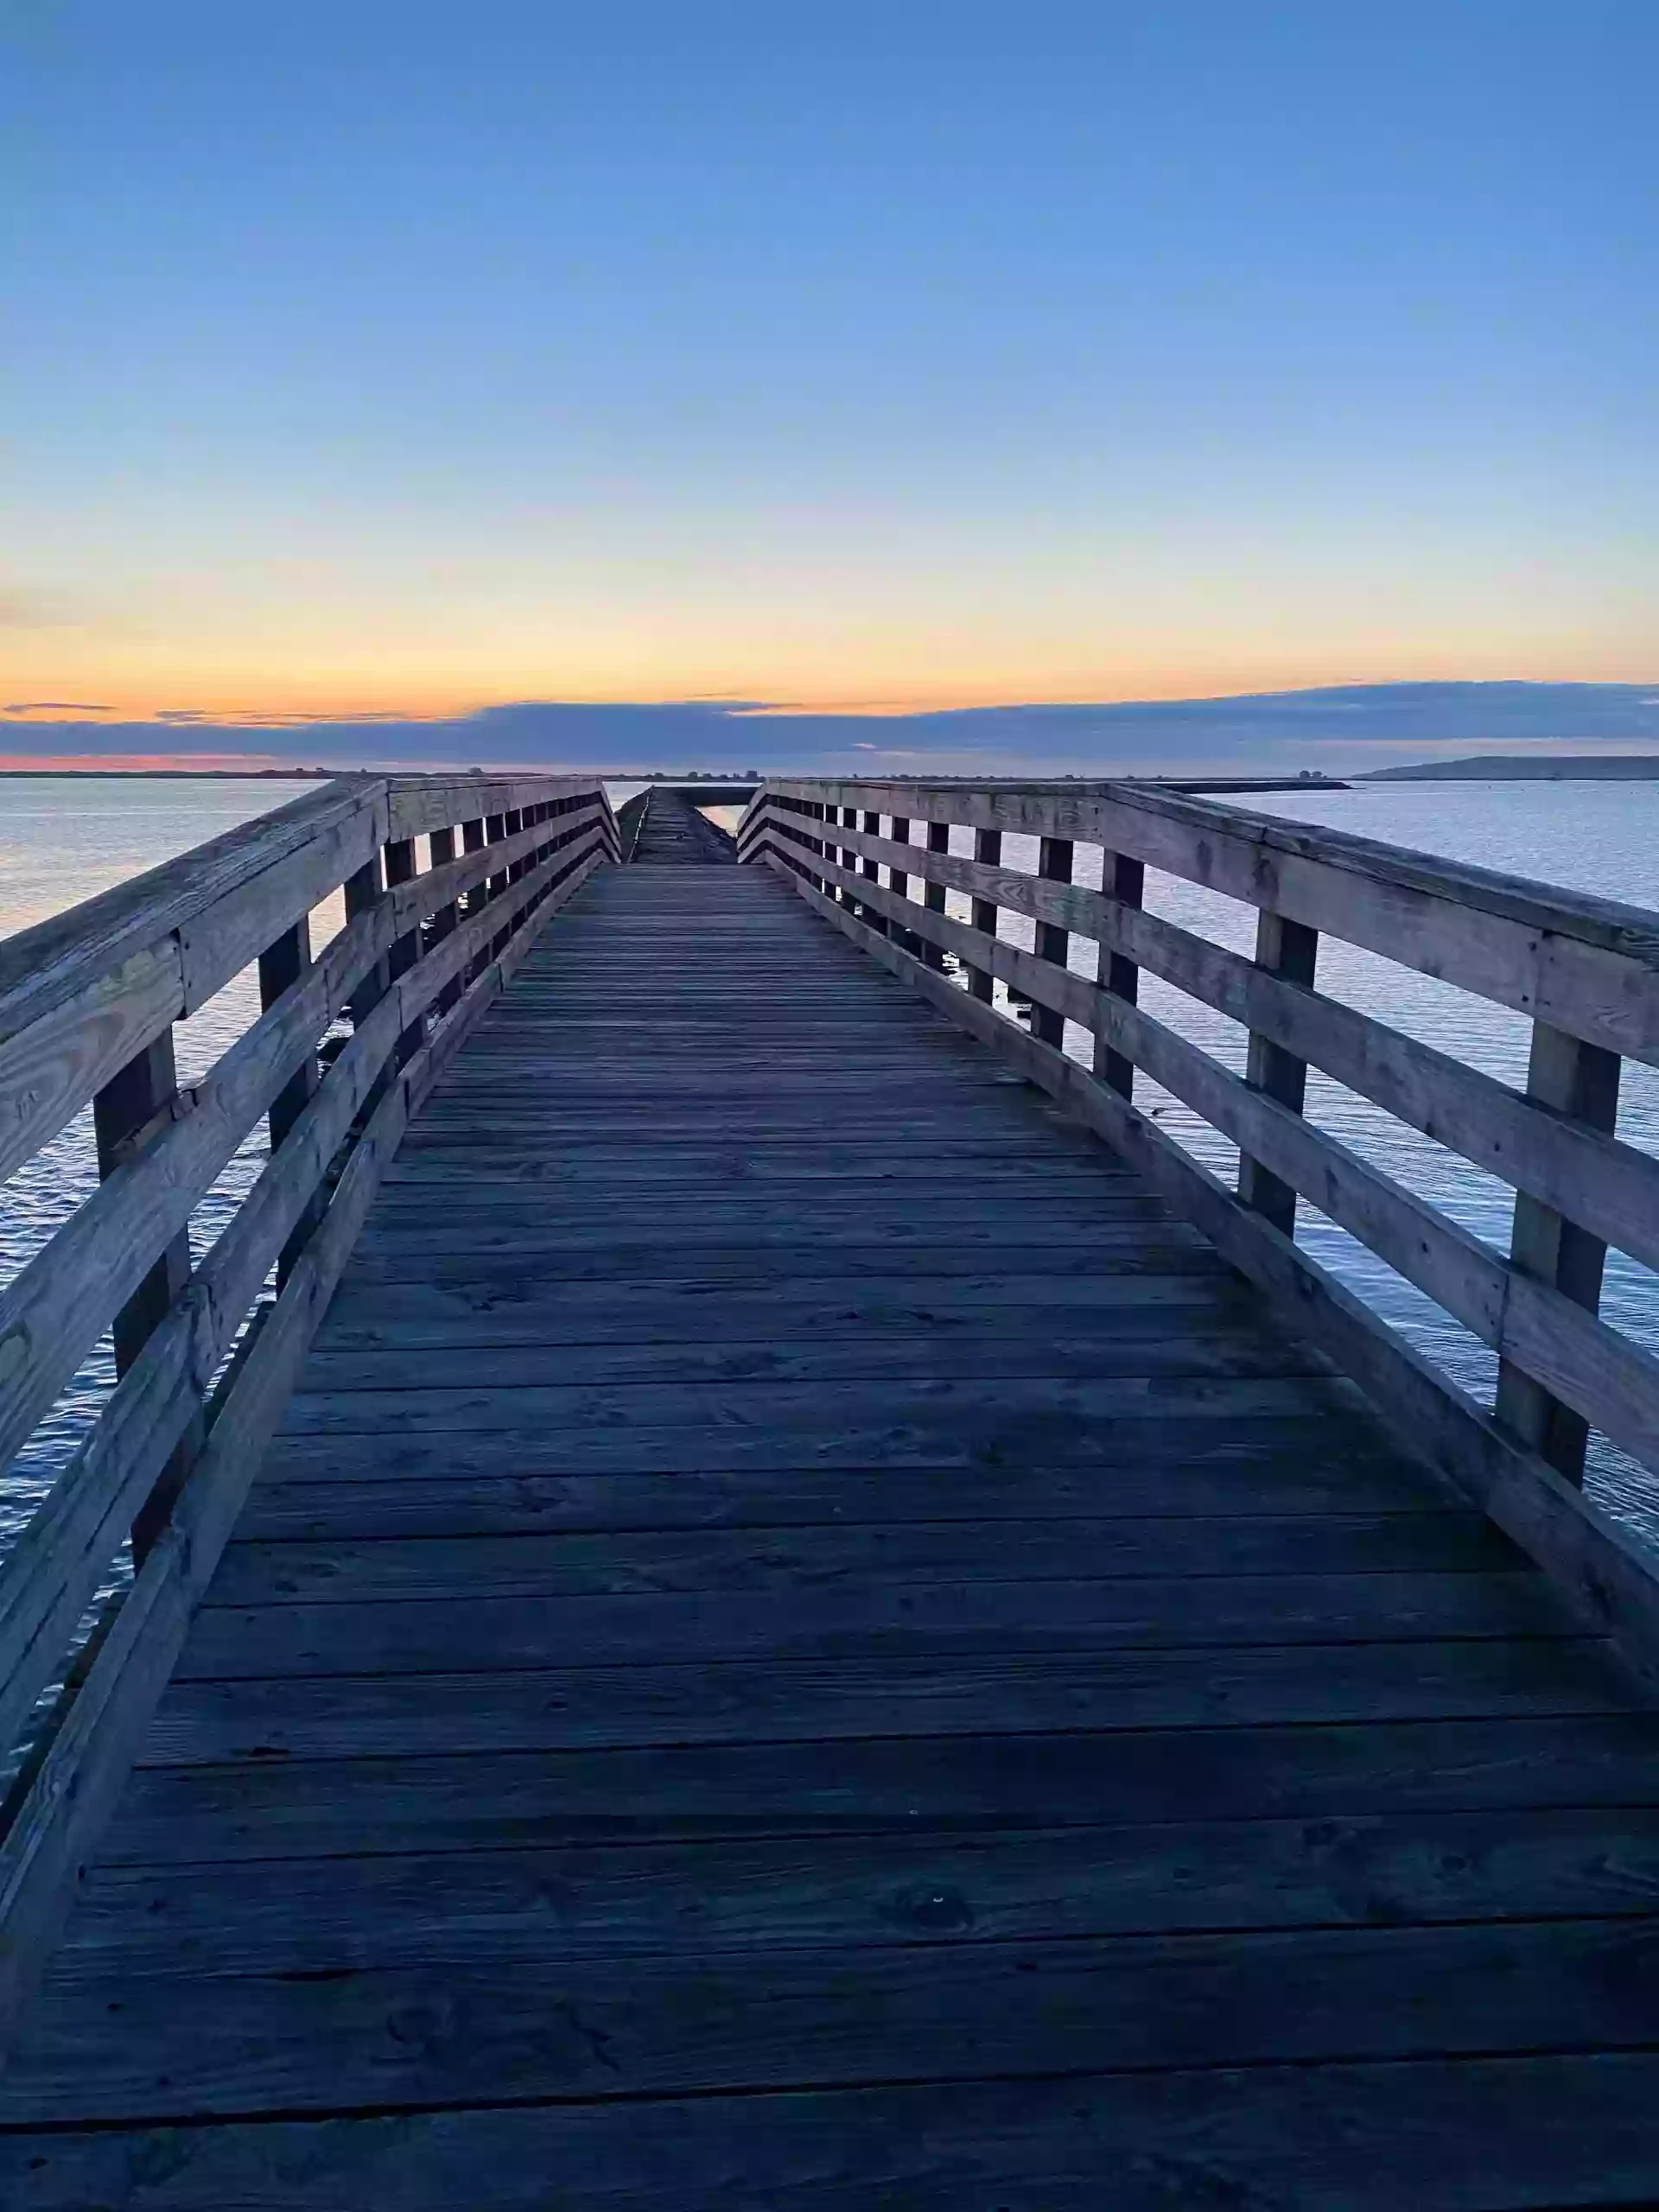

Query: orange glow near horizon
left=8, top=651, right=1659, bottom=734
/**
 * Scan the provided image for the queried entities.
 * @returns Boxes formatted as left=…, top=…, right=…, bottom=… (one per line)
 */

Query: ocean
left=4, top=772, right=1659, bottom=1551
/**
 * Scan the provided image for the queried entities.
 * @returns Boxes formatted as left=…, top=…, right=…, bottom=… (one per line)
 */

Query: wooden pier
left=3, top=776, right=1659, bottom=2203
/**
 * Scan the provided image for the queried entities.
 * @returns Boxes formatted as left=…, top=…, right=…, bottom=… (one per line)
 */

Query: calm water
left=5, top=775, right=1659, bottom=1552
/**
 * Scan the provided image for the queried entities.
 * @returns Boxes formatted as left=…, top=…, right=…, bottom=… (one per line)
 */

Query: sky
left=3, top=1, right=1656, bottom=769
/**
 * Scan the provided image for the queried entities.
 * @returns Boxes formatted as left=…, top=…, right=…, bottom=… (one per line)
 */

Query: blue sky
left=3, top=1, right=1656, bottom=760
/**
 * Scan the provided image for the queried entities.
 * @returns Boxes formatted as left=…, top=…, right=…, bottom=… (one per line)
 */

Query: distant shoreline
left=1363, top=755, right=1659, bottom=782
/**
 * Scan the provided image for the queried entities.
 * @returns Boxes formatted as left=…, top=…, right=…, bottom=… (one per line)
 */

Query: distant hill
left=1362, top=755, right=1659, bottom=783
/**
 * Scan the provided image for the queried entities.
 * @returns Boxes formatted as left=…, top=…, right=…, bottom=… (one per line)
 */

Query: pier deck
left=5, top=820, right=1659, bottom=2207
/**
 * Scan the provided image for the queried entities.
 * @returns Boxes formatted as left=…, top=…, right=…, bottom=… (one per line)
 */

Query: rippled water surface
left=8, top=773, right=1659, bottom=1554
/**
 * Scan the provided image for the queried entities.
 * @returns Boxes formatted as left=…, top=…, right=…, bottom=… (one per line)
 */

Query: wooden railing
left=0, top=772, right=619, bottom=2028
left=740, top=776, right=1659, bottom=1676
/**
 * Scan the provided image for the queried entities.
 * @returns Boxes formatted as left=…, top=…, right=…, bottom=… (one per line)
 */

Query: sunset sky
left=4, top=1, right=1656, bottom=766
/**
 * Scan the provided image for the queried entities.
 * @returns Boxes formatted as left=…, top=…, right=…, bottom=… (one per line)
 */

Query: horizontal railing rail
left=0, top=772, right=620, bottom=2037
left=739, top=776, right=1659, bottom=1680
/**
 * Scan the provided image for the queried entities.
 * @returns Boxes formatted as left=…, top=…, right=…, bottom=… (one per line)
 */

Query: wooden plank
left=57, top=1802, right=1659, bottom=1979
left=308, top=1279, right=1256, bottom=1353
left=274, top=1373, right=1354, bottom=1440
left=349, top=1205, right=1181, bottom=1260
left=335, top=1243, right=1226, bottom=1294
left=173, top=1572, right=1567, bottom=1681
left=10, top=1918, right=1659, bottom=2121
left=139, top=1638, right=1626, bottom=1767
left=206, top=1511, right=1512, bottom=1608
left=95, top=1712, right=1659, bottom=1865
left=287, top=1329, right=1317, bottom=1393
left=10, top=2054, right=1659, bottom=2211
left=234, top=1446, right=1455, bottom=1541
left=252, top=1397, right=1385, bottom=1480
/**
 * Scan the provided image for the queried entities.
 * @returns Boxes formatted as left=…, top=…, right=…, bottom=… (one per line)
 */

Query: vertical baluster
left=1495, top=1024, right=1621, bottom=1480
left=485, top=811, right=509, bottom=957
left=967, top=827, right=1001, bottom=1002
left=258, top=918, right=324, bottom=1284
left=343, top=851, right=394, bottom=1116
left=429, top=825, right=462, bottom=1016
left=460, top=817, right=488, bottom=986
left=921, top=821, right=950, bottom=970
left=841, top=807, right=860, bottom=910
left=383, top=836, right=423, bottom=1069
left=888, top=817, right=912, bottom=952
left=1093, top=851, right=1145, bottom=1097
left=1237, top=911, right=1319, bottom=1235
left=1031, top=836, right=1072, bottom=1045
left=92, top=1030, right=202, bottom=1560
left=861, top=810, right=886, bottom=935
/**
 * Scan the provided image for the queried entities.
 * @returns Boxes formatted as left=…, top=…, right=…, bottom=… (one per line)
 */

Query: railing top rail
left=748, top=776, right=1659, bottom=1064
left=0, top=771, right=616, bottom=1187
left=0, top=779, right=386, bottom=1033
left=752, top=775, right=1659, bottom=967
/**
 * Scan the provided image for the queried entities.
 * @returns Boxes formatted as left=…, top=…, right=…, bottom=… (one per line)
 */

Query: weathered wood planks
left=4, top=845, right=1659, bottom=2204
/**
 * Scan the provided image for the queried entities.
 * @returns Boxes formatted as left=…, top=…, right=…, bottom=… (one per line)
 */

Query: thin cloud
left=3, top=700, right=111, bottom=714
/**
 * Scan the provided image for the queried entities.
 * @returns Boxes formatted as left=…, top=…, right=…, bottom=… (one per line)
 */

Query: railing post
left=429, top=825, right=463, bottom=1017
left=921, top=821, right=950, bottom=970
left=1237, top=911, right=1319, bottom=1234
left=92, top=1029, right=202, bottom=1560
left=485, top=811, right=510, bottom=957
left=888, top=817, right=912, bottom=951
left=384, top=836, right=423, bottom=1070
left=1093, top=851, right=1145, bottom=1097
left=343, top=850, right=394, bottom=1116
left=258, top=918, right=325, bottom=1285
left=800, top=804, right=823, bottom=889
left=967, top=828, right=1001, bottom=1002
left=459, top=817, right=489, bottom=986
left=1495, top=1023, right=1621, bottom=1481
left=839, top=807, right=860, bottom=911
left=861, top=810, right=887, bottom=936
left=1032, top=836, right=1072, bottom=1044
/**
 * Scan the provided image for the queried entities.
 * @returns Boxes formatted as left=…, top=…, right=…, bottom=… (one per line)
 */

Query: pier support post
left=967, top=828, right=1001, bottom=1002
left=921, top=821, right=950, bottom=970
left=1237, top=911, right=1319, bottom=1235
left=1496, top=1023, right=1620, bottom=1481
left=1093, top=851, right=1145, bottom=1097
left=258, top=918, right=325, bottom=1284
left=92, top=1030, right=202, bottom=1560
left=1031, top=836, right=1072, bottom=1044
